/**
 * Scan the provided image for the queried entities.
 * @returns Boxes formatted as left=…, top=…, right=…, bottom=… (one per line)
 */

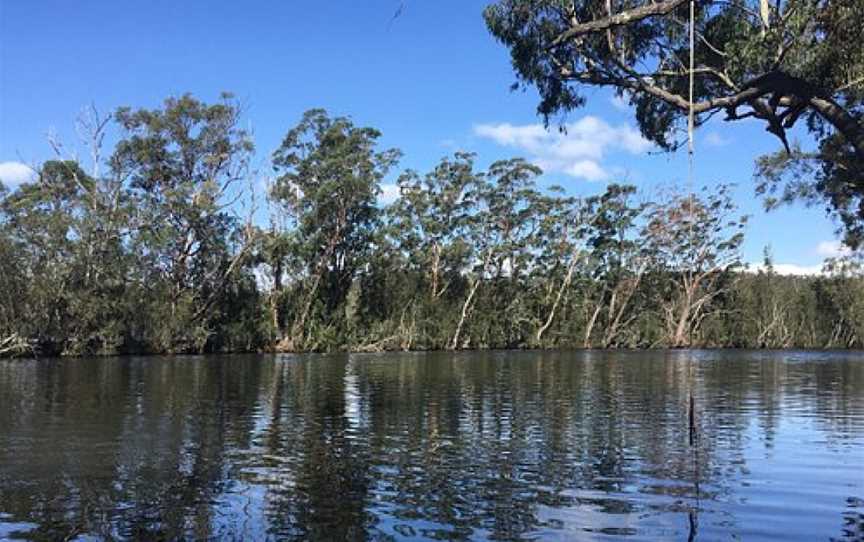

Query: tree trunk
left=450, top=276, right=480, bottom=350
left=535, top=253, right=580, bottom=344
left=271, top=258, right=283, bottom=341
left=450, top=249, right=492, bottom=350
left=603, top=280, right=637, bottom=348
left=759, top=0, right=770, bottom=32
left=671, top=290, right=693, bottom=347
left=583, top=303, right=603, bottom=348
left=288, top=269, right=324, bottom=350
left=430, top=242, right=442, bottom=298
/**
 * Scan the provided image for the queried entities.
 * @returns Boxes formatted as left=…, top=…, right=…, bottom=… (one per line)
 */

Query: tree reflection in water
left=0, top=350, right=862, bottom=540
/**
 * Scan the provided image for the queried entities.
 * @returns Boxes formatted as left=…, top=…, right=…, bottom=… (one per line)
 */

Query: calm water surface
left=0, top=350, right=862, bottom=541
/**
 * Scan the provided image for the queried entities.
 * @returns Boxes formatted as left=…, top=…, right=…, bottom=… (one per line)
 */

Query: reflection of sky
left=344, top=355, right=363, bottom=432
left=0, top=351, right=862, bottom=540
left=0, top=513, right=38, bottom=540
left=729, top=416, right=864, bottom=539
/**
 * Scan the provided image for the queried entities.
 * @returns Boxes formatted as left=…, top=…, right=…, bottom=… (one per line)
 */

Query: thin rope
left=686, top=0, right=696, bottom=348
left=687, top=0, right=701, bottom=527
left=688, top=0, right=695, bottom=161
left=686, top=0, right=696, bottom=417
left=687, top=0, right=696, bottom=245
left=686, top=0, right=697, bottom=348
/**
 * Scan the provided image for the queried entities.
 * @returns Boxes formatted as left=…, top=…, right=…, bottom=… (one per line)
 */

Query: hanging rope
left=685, top=0, right=697, bottom=349
left=687, top=0, right=696, bottom=235
left=688, top=0, right=695, bottom=162
left=686, top=0, right=697, bottom=433
left=686, top=1, right=701, bottom=536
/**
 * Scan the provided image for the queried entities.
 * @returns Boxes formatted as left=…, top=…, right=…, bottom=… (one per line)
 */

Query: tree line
left=1, top=95, right=862, bottom=357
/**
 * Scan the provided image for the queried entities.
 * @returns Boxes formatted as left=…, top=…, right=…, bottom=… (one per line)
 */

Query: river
left=0, top=350, right=862, bottom=540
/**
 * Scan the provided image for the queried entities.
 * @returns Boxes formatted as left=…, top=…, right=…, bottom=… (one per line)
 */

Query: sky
left=0, top=0, right=848, bottom=273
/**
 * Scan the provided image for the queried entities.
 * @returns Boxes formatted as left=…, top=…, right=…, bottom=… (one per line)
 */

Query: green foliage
left=757, top=136, right=864, bottom=248
left=269, top=109, right=400, bottom=351
left=111, top=93, right=257, bottom=352
left=0, top=95, right=261, bottom=356
left=1, top=95, right=862, bottom=357
left=484, top=0, right=864, bottom=247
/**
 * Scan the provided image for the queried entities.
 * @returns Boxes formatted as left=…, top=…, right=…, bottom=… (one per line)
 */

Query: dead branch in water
left=0, top=334, right=33, bottom=358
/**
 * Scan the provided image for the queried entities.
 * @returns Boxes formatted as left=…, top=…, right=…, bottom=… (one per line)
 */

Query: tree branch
left=549, top=0, right=689, bottom=48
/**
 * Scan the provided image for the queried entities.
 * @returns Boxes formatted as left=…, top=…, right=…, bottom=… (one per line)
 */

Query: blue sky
left=0, top=0, right=846, bottom=272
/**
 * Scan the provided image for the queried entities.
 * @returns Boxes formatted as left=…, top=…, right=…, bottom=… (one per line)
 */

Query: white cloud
left=747, top=263, right=824, bottom=276
left=749, top=262, right=824, bottom=276
left=0, top=161, right=37, bottom=189
left=473, top=117, right=651, bottom=181
left=815, top=240, right=850, bottom=258
left=703, top=132, right=729, bottom=147
left=378, top=183, right=400, bottom=205
left=772, top=263, right=824, bottom=276
left=563, top=160, right=608, bottom=181
left=749, top=243, right=857, bottom=276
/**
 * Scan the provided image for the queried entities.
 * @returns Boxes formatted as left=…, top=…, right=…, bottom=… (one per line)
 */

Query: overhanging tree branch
left=549, top=0, right=689, bottom=48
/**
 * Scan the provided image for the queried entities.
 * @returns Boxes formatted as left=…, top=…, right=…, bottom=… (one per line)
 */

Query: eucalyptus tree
left=642, top=185, right=747, bottom=347
left=0, top=183, right=26, bottom=355
left=0, top=164, right=81, bottom=354
left=451, top=158, right=543, bottom=349
left=484, top=0, right=864, bottom=246
left=581, top=184, right=647, bottom=348
left=390, top=152, right=478, bottom=300
left=4, top=92, right=864, bottom=354
left=729, top=249, right=808, bottom=348
left=252, top=225, right=293, bottom=342
left=0, top=160, right=134, bottom=355
left=530, top=189, right=586, bottom=345
left=270, top=109, right=400, bottom=351
left=821, top=250, right=864, bottom=347
left=110, top=93, right=257, bottom=352
left=0, top=162, right=87, bottom=341
left=385, top=152, right=479, bottom=347
left=749, top=254, right=789, bottom=346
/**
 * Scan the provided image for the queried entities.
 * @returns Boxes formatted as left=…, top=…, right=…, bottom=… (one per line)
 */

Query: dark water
left=0, top=351, right=862, bottom=541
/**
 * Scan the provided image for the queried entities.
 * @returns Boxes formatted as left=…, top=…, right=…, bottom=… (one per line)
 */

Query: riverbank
left=5, top=339, right=864, bottom=360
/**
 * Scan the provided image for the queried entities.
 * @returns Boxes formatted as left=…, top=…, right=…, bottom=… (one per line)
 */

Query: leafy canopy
left=484, top=0, right=864, bottom=246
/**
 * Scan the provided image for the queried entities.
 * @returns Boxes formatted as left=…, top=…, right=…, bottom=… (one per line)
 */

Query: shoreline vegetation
left=2, top=97, right=863, bottom=359
left=5, top=346, right=864, bottom=362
